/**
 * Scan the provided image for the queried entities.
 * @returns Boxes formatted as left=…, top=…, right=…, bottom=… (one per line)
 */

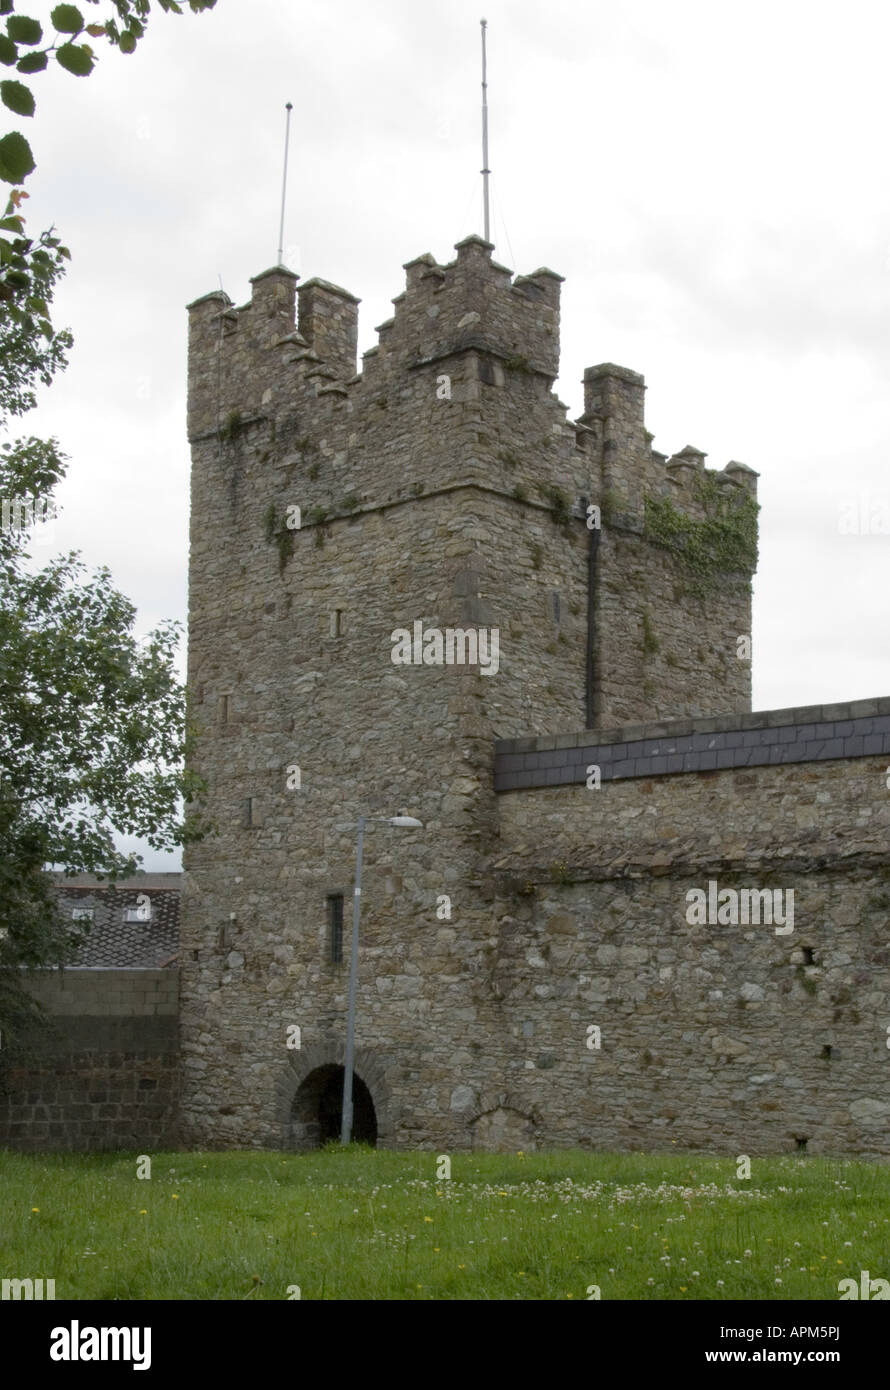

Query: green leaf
left=55, top=42, right=93, bottom=76
left=1, top=80, right=35, bottom=118
left=0, top=34, right=16, bottom=65
left=119, top=30, right=136, bottom=53
left=0, top=214, right=23, bottom=232
left=50, top=5, right=84, bottom=35
left=0, top=131, right=34, bottom=184
left=6, top=15, right=42, bottom=45
left=16, top=52, right=48, bottom=74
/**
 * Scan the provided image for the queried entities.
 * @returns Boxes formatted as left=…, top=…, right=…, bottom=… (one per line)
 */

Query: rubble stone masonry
left=180, top=235, right=888, bottom=1156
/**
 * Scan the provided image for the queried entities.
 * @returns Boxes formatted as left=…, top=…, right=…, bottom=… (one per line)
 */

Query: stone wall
left=0, top=970, right=179, bottom=1152
left=488, top=745, right=890, bottom=1156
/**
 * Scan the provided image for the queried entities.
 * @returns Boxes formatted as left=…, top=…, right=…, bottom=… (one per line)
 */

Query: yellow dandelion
left=31, top=1207, right=39, bottom=1213
left=566, top=1293, right=573, bottom=1299
left=458, top=1263, right=465, bottom=1269
left=172, top=1194, right=179, bottom=1200
left=518, top=1272, right=525, bottom=1278
left=434, top=1247, right=440, bottom=1252
left=416, top=1284, right=423, bottom=1289
left=424, top=1216, right=433, bottom=1223
left=680, top=1285, right=687, bottom=1291
left=139, top=1209, right=147, bottom=1215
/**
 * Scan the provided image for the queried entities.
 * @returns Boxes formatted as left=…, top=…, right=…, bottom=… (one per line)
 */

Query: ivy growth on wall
left=643, top=478, right=759, bottom=597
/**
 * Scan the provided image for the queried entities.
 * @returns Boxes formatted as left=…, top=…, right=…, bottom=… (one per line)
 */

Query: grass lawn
left=1, top=1146, right=887, bottom=1300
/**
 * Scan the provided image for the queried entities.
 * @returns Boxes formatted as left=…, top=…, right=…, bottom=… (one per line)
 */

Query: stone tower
left=179, top=235, right=758, bottom=1150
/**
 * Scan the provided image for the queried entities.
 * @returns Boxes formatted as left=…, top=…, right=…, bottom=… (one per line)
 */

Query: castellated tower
left=180, top=236, right=759, bottom=1150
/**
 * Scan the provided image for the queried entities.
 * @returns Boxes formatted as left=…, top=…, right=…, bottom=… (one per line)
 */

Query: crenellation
left=725, top=459, right=759, bottom=496
left=249, top=265, right=299, bottom=333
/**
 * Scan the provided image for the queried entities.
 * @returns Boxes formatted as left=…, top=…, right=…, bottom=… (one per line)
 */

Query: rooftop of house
left=51, top=873, right=181, bottom=969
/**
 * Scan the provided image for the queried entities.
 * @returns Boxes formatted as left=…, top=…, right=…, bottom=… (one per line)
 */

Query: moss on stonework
left=276, top=528, right=295, bottom=571
left=601, top=488, right=622, bottom=527
left=643, top=481, right=759, bottom=598
left=796, top=965, right=819, bottom=997
left=641, top=609, right=660, bottom=656
left=262, top=503, right=299, bottom=573
left=219, top=408, right=243, bottom=442
left=307, top=504, right=330, bottom=549
left=538, top=483, right=572, bottom=528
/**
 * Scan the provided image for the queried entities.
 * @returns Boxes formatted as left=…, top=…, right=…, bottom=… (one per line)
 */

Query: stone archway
left=461, top=1088, right=541, bottom=1151
left=470, top=1105, right=537, bottom=1151
left=288, top=1064, right=378, bottom=1150
left=277, top=1040, right=392, bottom=1149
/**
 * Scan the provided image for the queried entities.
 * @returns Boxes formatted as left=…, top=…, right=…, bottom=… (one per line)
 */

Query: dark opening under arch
left=290, top=1064, right=377, bottom=1149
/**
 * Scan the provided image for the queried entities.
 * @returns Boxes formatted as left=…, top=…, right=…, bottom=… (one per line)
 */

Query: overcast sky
left=11, top=0, right=890, bottom=869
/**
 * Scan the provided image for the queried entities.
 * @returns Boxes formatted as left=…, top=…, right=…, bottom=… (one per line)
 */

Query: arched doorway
left=290, top=1064, right=378, bottom=1149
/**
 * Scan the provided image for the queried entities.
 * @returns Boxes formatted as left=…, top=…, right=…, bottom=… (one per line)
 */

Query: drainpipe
left=582, top=404, right=611, bottom=730
left=585, top=521, right=600, bottom=729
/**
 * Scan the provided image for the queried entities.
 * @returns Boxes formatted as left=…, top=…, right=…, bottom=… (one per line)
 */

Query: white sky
left=10, top=0, right=890, bottom=869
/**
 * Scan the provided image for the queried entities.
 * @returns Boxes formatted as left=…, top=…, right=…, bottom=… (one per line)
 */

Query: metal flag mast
left=480, top=19, right=491, bottom=243
left=277, top=101, right=293, bottom=266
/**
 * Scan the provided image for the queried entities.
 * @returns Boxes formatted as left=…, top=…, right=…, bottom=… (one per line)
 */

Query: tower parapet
left=297, top=278, right=360, bottom=382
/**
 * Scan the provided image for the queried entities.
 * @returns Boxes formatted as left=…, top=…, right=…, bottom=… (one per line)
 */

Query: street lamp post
left=340, top=814, right=423, bottom=1146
